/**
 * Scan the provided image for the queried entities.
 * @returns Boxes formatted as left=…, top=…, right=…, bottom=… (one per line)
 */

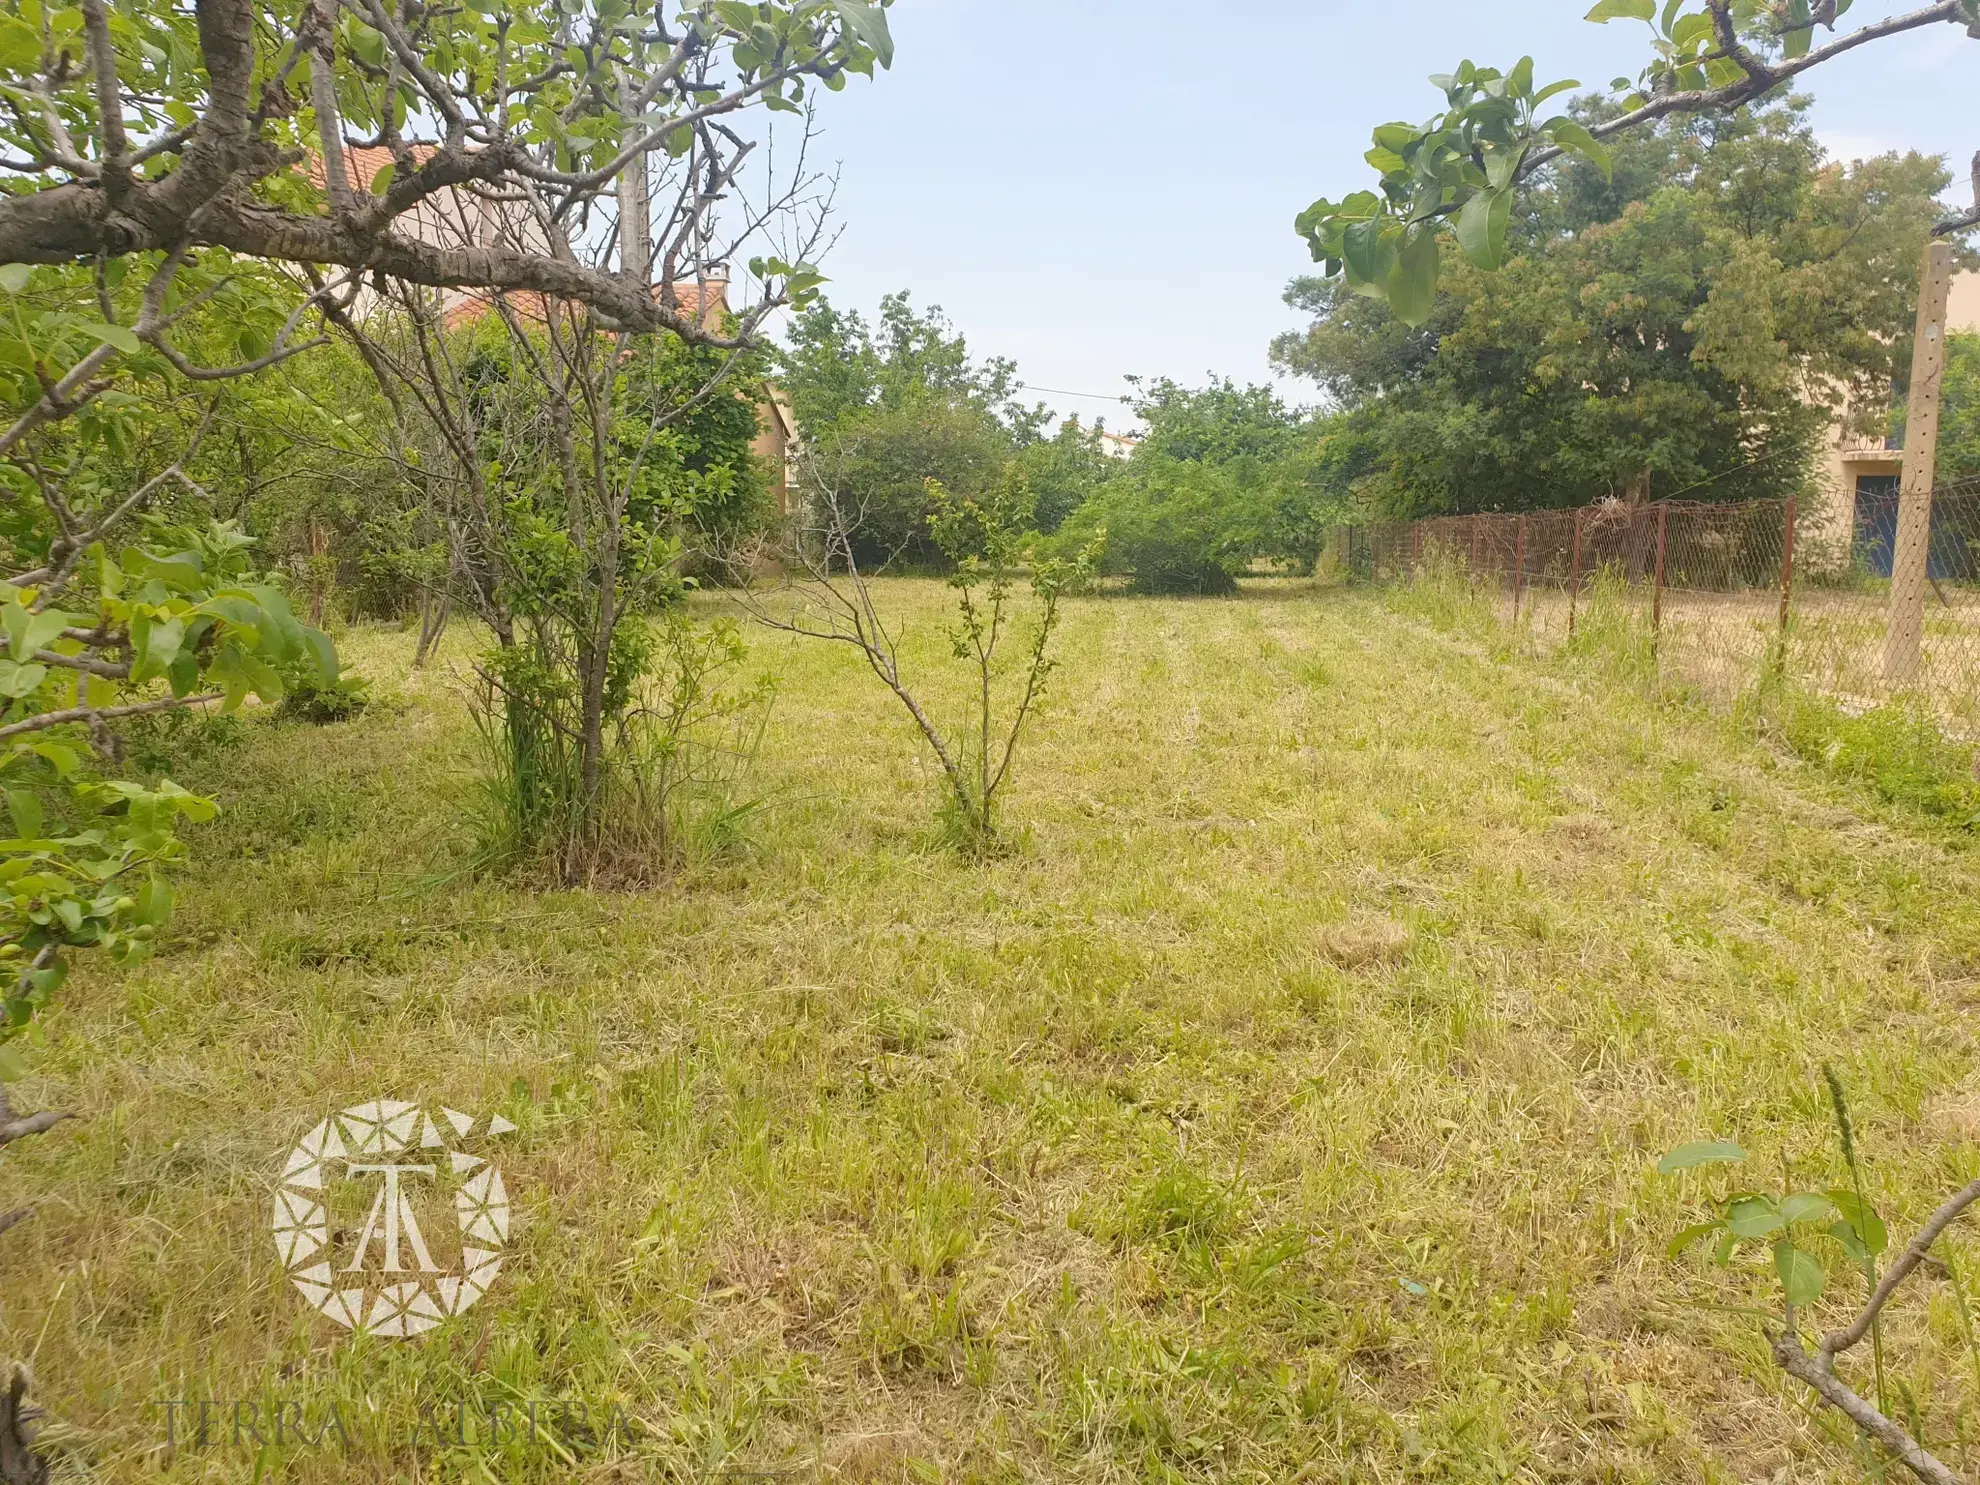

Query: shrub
left=1058, top=457, right=1260, bottom=596
left=1776, top=692, right=1980, bottom=826
left=275, top=663, right=371, bottom=724
left=799, top=399, right=1011, bottom=570
left=471, top=612, right=772, bottom=883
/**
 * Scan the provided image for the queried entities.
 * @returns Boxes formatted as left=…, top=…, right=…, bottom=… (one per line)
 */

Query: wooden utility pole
left=1883, top=240, right=1956, bottom=686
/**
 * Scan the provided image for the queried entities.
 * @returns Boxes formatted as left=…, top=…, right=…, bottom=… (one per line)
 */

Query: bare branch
left=0, top=692, right=224, bottom=742
left=1773, top=1330, right=1964, bottom=1485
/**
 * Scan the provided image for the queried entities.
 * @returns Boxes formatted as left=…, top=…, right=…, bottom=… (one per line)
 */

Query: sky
left=770, top=0, right=1976, bottom=431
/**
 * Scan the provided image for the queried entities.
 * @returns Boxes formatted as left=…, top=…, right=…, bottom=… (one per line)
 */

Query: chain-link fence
left=1344, top=479, right=1980, bottom=729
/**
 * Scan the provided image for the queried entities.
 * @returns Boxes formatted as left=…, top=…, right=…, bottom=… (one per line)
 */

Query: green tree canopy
left=1275, top=103, right=1957, bottom=517
left=779, top=294, right=1052, bottom=567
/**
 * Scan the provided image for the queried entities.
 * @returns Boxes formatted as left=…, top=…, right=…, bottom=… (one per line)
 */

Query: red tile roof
left=304, top=143, right=440, bottom=194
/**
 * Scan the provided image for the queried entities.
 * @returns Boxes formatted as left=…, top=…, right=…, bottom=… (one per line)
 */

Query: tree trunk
left=0, top=1366, right=48, bottom=1485
left=307, top=519, right=331, bottom=627
left=413, top=589, right=451, bottom=668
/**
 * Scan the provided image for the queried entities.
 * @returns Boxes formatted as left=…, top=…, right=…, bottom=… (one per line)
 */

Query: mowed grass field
left=9, top=576, right=1980, bottom=1483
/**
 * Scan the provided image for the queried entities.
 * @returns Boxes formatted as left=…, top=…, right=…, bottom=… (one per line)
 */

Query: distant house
left=1097, top=431, right=1141, bottom=461
left=311, top=145, right=796, bottom=510
left=1811, top=269, right=1980, bottom=567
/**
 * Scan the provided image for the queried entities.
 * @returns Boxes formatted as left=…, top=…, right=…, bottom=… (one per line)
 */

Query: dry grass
left=7, top=576, right=1980, bottom=1482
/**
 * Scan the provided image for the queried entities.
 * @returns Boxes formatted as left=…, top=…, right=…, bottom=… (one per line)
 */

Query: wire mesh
left=1346, top=481, right=1980, bottom=729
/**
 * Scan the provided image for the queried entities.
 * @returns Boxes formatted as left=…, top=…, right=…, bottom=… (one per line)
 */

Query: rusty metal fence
left=1344, top=480, right=1980, bottom=730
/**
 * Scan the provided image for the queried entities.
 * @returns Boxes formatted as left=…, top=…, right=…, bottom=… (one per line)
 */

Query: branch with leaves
left=0, top=0, right=889, bottom=341
left=1660, top=1070, right=1980, bottom=1484
left=1298, top=0, right=1979, bottom=323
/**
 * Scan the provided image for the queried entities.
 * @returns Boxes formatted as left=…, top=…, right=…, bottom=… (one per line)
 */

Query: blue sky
left=779, top=0, right=1976, bottom=429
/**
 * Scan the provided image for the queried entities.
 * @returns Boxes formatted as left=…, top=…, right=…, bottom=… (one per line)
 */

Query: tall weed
left=470, top=613, right=773, bottom=883
left=1770, top=689, right=1980, bottom=828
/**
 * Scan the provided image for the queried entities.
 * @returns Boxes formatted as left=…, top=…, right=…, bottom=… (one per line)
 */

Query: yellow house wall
left=1811, top=271, right=1980, bottom=565
left=1953, top=271, right=1980, bottom=337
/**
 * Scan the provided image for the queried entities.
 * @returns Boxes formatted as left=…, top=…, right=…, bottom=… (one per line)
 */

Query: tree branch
left=1516, top=1, right=1969, bottom=182
left=0, top=692, right=223, bottom=742
left=1773, top=1329, right=1963, bottom=1485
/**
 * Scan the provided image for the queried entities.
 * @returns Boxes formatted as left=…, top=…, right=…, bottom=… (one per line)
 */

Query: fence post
left=1411, top=522, right=1422, bottom=579
left=1885, top=239, right=1955, bottom=687
left=1568, top=507, right=1584, bottom=638
left=1469, top=515, right=1481, bottom=576
left=1652, top=502, right=1669, bottom=635
left=1513, top=515, right=1527, bottom=621
left=1778, top=495, right=1796, bottom=638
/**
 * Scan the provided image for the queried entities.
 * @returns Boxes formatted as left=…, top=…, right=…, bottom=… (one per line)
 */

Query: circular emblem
left=272, top=1099, right=517, bottom=1338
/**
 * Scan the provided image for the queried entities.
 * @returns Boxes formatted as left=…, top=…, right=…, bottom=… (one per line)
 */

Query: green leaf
left=1585, top=0, right=1655, bottom=19
left=0, top=660, right=48, bottom=699
left=1781, top=1192, right=1836, bottom=1227
left=1387, top=224, right=1441, bottom=328
left=1727, top=1195, right=1784, bottom=1240
left=0, top=1043, right=26, bottom=1080
left=1829, top=1190, right=1889, bottom=1258
left=1658, top=1141, right=1747, bottom=1174
left=0, top=264, right=29, bottom=294
left=135, top=875, right=174, bottom=927
left=26, top=741, right=78, bottom=777
left=1341, top=216, right=1385, bottom=288
left=1455, top=187, right=1513, bottom=270
left=1542, top=118, right=1612, bottom=179
left=1782, top=0, right=1814, bottom=58
left=1667, top=1220, right=1722, bottom=1258
left=1829, top=1219, right=1870, bottom=1266
left=835, top=1, right=893, bottom=67
left=77, top=321, right=141, bottom=354
left=1774, top=1241, right=1824, bottom=1307
left=370, top=162, right=395, bottom=195
left=6, top=787, right=41, bottom=840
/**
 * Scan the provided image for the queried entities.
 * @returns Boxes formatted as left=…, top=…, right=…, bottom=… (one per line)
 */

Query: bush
left=1776, top=692, right=1980, bottom=826
left=800, top=398, right=1011, bottom=570
left=1058, top=457, right=1259, bottom=595
left=470, top=612, right=773, bottom=884
left=275, top=662, right=372, bottom=725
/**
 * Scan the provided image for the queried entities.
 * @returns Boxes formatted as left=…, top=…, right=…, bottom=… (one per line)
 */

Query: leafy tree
left=1939, top=335, right=1980, bottom=484
left=1294, top=0, right=1978, bottom=326
left=1042, top=378, right=1349, bottom=587
left=1013, top=418, right=1115, bottom=535
left=335, top=284, right=773, bottom=881
left=802, top=400, right=1014, bottom=570
left=742, top=454, right=1094, bottom=848
left=1127, top=377, right=1309, bottom=467
left=0, top=259, right=338, bottom=1112
left=781, top=292, right=1045, bottom=438
left=1276, top=104, right=1957, bottom=515
left=781, top=294, right=1048, bottom=567
left=0, top=0, right=890, bottom=338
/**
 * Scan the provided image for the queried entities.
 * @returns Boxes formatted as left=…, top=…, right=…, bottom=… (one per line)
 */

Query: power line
left=1020, top=385, right=1132, bottom=403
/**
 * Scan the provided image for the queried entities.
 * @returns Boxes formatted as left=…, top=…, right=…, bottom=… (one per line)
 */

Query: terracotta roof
left=304, top=142, right=440, bottom=194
